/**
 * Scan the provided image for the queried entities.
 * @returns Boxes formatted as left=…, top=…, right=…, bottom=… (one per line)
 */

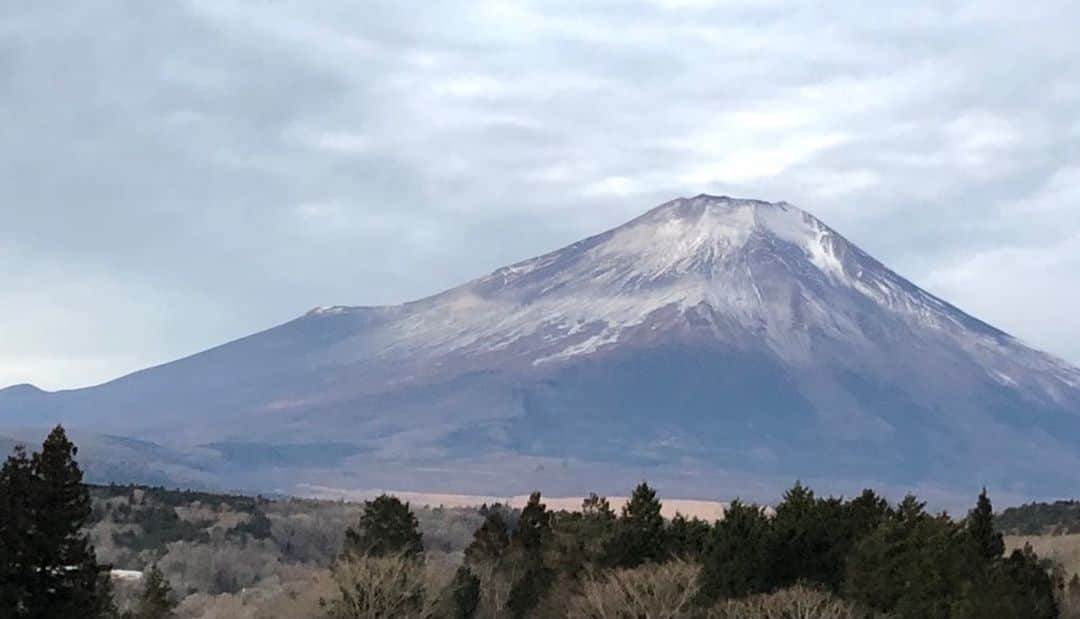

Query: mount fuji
left=3, top=195, right=1080, bottom=503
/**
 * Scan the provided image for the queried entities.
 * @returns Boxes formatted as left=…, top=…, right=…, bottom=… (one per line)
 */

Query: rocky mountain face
left=4, top=195, right=1080, bottom=504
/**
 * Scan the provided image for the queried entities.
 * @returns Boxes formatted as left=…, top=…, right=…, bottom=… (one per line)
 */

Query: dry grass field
left=298, top=484, right=730, bottom=520
left=1007, top=533, right=1080, bottom=577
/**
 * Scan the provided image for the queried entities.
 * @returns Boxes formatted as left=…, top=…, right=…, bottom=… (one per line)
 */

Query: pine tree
left=578, top=492, right=617, bottom=565
left=667, top=513, right=710, bottom=560
left=26, top=426, right=113, bottom=617
left=894, top=494, right=927, bottom=523
left=131, top=564, right=176, bottom=619
left=696, top=499, right=772, bottom=604
left=996, top=545, right=1057, bottom=619
left=581, top=493, right=615, bottom=521
left=769, top=482, right=854, bottom=590
left=0, top=445, right=36, bottom=615
left=845, top=496, right=967, bottom=618
left=464, top=511, right=510, bottom=567
left=846, top=488, right=892, bottom=538
left=769, top=481, right=817, bottom=587
left=343, top=494, right=424, bottom=559
left=965, top=488, right=1005, bottom=562
left=506, top=492, right=553, bottom=619
left=513, top=491, right=550, bottom=555
left=540, top=494, right=617, bottom=580
left=603, top=482, right=667, bottom=568
left=953, top=544, right=1058, bottom=619
left=950, top=492, right=1056, bottom=619
left=446, top=566, right=480, bottom=619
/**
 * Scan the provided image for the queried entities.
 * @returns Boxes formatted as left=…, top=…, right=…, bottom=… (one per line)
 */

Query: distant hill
left=997, top=500, right=1080, bottom=535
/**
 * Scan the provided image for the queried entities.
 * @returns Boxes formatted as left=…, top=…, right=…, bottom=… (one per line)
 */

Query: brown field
left=297, top=484, right=729, bottom=521
left=1006, top=533, right=1080, bottom=577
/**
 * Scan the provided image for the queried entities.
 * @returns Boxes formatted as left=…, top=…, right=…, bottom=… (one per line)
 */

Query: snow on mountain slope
left=3, top=195, right=1080, bottom=502
left=309, top=195, right=1079, bottom=398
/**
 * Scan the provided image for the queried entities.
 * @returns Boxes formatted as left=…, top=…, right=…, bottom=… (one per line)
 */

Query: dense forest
left=2, top=426, right=1079, bottom=618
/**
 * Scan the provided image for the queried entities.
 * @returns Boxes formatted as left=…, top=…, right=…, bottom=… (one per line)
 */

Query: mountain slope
left=4, top=195, right=1080, bottom=502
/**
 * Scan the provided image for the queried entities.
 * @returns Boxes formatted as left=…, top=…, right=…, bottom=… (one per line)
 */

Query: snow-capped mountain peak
left=601, top=194, right=845, bottom=282
left=349, top=196, right=1076, bottom=397
left=475, top=195, right=840, bottom=298
left=300, top=196, right=916, bottom=370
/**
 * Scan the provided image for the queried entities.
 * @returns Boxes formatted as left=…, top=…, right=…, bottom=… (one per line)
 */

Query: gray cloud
left=2, top=0, right=1079, bottom=388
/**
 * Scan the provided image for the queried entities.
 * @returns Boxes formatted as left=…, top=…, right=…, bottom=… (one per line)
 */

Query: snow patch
left=533, top=324, right=622, bottom=365
left=992, top=371, right=1017, bottom=387
left=307, top=305, right=351, bottom=316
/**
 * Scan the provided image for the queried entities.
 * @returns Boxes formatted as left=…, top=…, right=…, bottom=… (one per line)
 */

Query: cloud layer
left=2, top=0, right=1079, bottom=388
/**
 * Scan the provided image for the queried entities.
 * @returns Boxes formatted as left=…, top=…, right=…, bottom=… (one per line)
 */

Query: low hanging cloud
left=1, top=0, right=1078, bottom=389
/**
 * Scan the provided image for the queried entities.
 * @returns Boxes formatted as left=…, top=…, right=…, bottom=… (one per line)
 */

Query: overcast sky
left=2, top=0, right=1079, bottom=390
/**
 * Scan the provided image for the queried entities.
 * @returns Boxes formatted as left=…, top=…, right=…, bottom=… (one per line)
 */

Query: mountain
left=4, top=195, right=1080, bottom=504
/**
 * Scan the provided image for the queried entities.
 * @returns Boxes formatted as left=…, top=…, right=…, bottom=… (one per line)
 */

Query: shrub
left=567, top=561, right=699, bottom=619
left=707, top=585, right=866, bottom=619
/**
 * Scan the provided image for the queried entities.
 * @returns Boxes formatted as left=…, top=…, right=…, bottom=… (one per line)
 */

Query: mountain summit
left=4, top=195, right=1080, bottom=502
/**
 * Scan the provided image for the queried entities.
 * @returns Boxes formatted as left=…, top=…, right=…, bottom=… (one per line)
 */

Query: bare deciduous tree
left=326, top=554, right=425, bottom=619
left=566, top=560, right=699, bottom=619
left=707, top=584, right=865, bottom=619
left=470, top=559, right=517, bottom=619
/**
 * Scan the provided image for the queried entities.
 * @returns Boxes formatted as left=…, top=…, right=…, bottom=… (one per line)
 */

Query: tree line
left=329, top=483, right=1059, bottom=617
left=0, top=426, right=1065, bottom=618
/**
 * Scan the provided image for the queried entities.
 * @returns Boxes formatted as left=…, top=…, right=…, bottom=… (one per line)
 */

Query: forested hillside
left=998, top=501, right=1080, bottom=535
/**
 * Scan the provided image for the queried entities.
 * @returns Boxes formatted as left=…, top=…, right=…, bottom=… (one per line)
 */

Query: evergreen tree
left=994, top=546, right=1057, bottom=619
left=769, top=481, right=818, bottom=587
left=544, top=494, right=616, bottom=579
left=581, top=493, right=615, bottom=521
left=844, top=495, right=965, bottom=618
left=130, top=564, right=176, bottom=619
left=342, top=494, right=423, bottom=559
left=811, top=496, right=854, bottom=589
left=506, top=561, right=553, bottom=618
left=464, top=511, right=510, bottom=567
left=769, top=483, right=855, bottom=591
left=25, top=426, right=113, bottom=617
left=846, top=488, right=892, bottom=538
left=953, top=545, right=1057, bottom=619
left=0, top=445, right=36, bottom=615
left=513, top=491, right=550, bottom=555
left=696, top=499, right=772, bottom=604
left=577, top=492, right=616, bottom=565
left=964, top=488, right=1005, bottom=562
left=667, top=513, right=710, bottom=560
left=950, top=492, right=1055, bottom=619
left=602, top=482, right=667, bottom=568
left=506, top=492, right=553, bottom=618
left=444, top=566, right=480, bottom=619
